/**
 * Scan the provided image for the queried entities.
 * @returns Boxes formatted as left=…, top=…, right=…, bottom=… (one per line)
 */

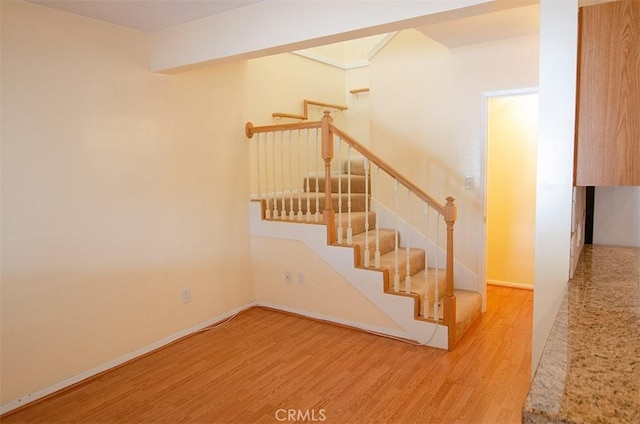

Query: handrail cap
left=245, top=122, right=254, bottom=138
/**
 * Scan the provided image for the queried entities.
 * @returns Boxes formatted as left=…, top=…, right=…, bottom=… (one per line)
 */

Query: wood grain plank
left=576, top=0, right=640, bottom=186
left=2, top=286, right=532, bottom=424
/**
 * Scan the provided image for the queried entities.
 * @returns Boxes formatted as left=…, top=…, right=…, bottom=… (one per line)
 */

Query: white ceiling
left=24, top=0, right=620, bottom=37
left=417, top=4, right=540, bottom=49
left=26, top=0, right=262, bottom=33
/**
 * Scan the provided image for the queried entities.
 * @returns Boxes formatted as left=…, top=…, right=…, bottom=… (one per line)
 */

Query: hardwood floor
left=2, top=285, right=532, bottom=424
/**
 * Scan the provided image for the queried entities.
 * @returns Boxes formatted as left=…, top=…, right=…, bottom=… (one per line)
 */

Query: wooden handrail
left=328, top=123, right=446, bottom=215
left=246, top=116, right=448, bottom=215
left=271, top=113, right=307, bottom=120
left=304, top=99, right=348, bottom=111
left=245, top=120, right=321, bottom=138
left=272, top=99, right=347, bottom=120
left=245, top=115, right=452, bottom=225
left=349, top=88, right=370, bottom=94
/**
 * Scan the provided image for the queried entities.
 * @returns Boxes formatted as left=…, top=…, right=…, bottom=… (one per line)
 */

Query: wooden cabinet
left=574, top=0, right=640, bottom=186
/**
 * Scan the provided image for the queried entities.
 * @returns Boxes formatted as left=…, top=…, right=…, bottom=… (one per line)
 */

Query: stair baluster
left=296, top=130, right=303, bottom=221
left=405, top=189, right=412, bottom=294
left=305, top=129, right=311, bottom=221
left=272, top=132, right=278, bottom=219
left=336, top=136, right=343, bottom=244
left=279, top=131, right=286, bottom=220
left=393, top=179, right=400, bottom=292
left=346, top=144, right=353, bottom=245
left=258, top=133, right=271, bottom=219
left=424, top=205, right=430, bottom=318
left=288, top=131, right=295, bottom=220
left=434, top=212, right=441, bottom=321
left=314, top=129, right=320, bottom=222
left=374, top=165, right=381, bottom=268
left=364, top=159, right=370, bottom=267
left=256, top=132, right=261, bottom=201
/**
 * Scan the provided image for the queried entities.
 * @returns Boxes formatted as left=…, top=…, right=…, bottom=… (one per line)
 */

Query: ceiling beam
left=150, top=0, right=512, bottom=73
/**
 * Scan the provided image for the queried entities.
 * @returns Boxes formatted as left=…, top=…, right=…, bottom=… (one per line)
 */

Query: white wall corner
left=291, top=50, right=349, bottom=70
left=368, top=31, right=400, bottom=60
left=532, top=0, right=579, bottom=374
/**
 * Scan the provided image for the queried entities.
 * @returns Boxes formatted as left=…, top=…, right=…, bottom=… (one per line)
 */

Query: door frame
left=479, top=87, right=539, bottom=309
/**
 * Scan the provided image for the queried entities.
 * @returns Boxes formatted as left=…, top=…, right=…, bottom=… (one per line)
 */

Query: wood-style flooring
left=2, top=285, right=532, bottom=424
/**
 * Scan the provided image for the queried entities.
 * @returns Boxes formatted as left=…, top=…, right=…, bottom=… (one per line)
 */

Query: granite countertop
left=523, top=245, right=640, bottom=423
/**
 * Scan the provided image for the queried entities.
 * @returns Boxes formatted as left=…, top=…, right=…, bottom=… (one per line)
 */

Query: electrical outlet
left=297, top=273, right=306, bottom=286
left=284, top=270, right=292, bottom=284
left=182, top=288, right=192, bottom=303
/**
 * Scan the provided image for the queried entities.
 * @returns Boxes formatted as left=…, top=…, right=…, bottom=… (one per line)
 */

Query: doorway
left=484, top=92, right=538, bottom=291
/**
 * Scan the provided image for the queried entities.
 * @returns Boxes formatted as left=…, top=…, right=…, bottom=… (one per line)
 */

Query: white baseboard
left=487, top=279, right=533, bottom=290
left=255, top=301, right=416, bottom=342
left=0, top=302, right=257, bottom=416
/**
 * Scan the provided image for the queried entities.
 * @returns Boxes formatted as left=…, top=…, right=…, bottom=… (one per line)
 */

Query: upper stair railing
left=272, top=99, right=348, bottom=121
left=245, top=111, right=458, bottom=348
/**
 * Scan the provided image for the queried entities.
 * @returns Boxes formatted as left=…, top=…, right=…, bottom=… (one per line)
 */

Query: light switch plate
left=465, top=176, right=474, bottom=189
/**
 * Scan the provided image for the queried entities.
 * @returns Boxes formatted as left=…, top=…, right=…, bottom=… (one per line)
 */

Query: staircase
left=246, top=112, right=481, bottom=350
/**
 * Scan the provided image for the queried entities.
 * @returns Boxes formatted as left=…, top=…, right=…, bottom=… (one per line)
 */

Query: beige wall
left=345, top=67, right=372, bottom=146
left=369, top=29, right=539, bottom=289
left=244, top=53, right=347, bottom=198
left=252, top=237, right=404, bottom=332
left=245, top=53, right=346, bottom=126
left=0, top=1, right=346, bottom=408
left=0, top=0, right=256, bottom=405
left=486, top=94, right=538, bottom=287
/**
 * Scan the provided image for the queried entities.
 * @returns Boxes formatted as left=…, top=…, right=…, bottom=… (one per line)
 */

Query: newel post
left=321, top=111, right=336, bottom=244
left=444, top=196, right=457, bottom=350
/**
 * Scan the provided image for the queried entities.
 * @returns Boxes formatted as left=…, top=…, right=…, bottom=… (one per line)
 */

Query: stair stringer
left=249, top=201, right=449, bottom=349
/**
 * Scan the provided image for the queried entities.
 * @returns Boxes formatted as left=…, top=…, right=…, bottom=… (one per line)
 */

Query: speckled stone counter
left=523, top=245, right=639, bottom=423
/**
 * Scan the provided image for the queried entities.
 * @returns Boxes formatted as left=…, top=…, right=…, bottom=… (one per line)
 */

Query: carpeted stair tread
left=335, top=212, right=376, bottom=239
left=454, top=290, right=482, bottom=342
left=346, top=158, right=367, bottom=176
left=378, top=248, right=426, bottom=287
left=410, top=288, right=481, bottom=336
left=396, top=268, right=447, bottom=318
left=346, top=229, right=397, bottom=263
left=305, top=175, right=369, bottom=194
